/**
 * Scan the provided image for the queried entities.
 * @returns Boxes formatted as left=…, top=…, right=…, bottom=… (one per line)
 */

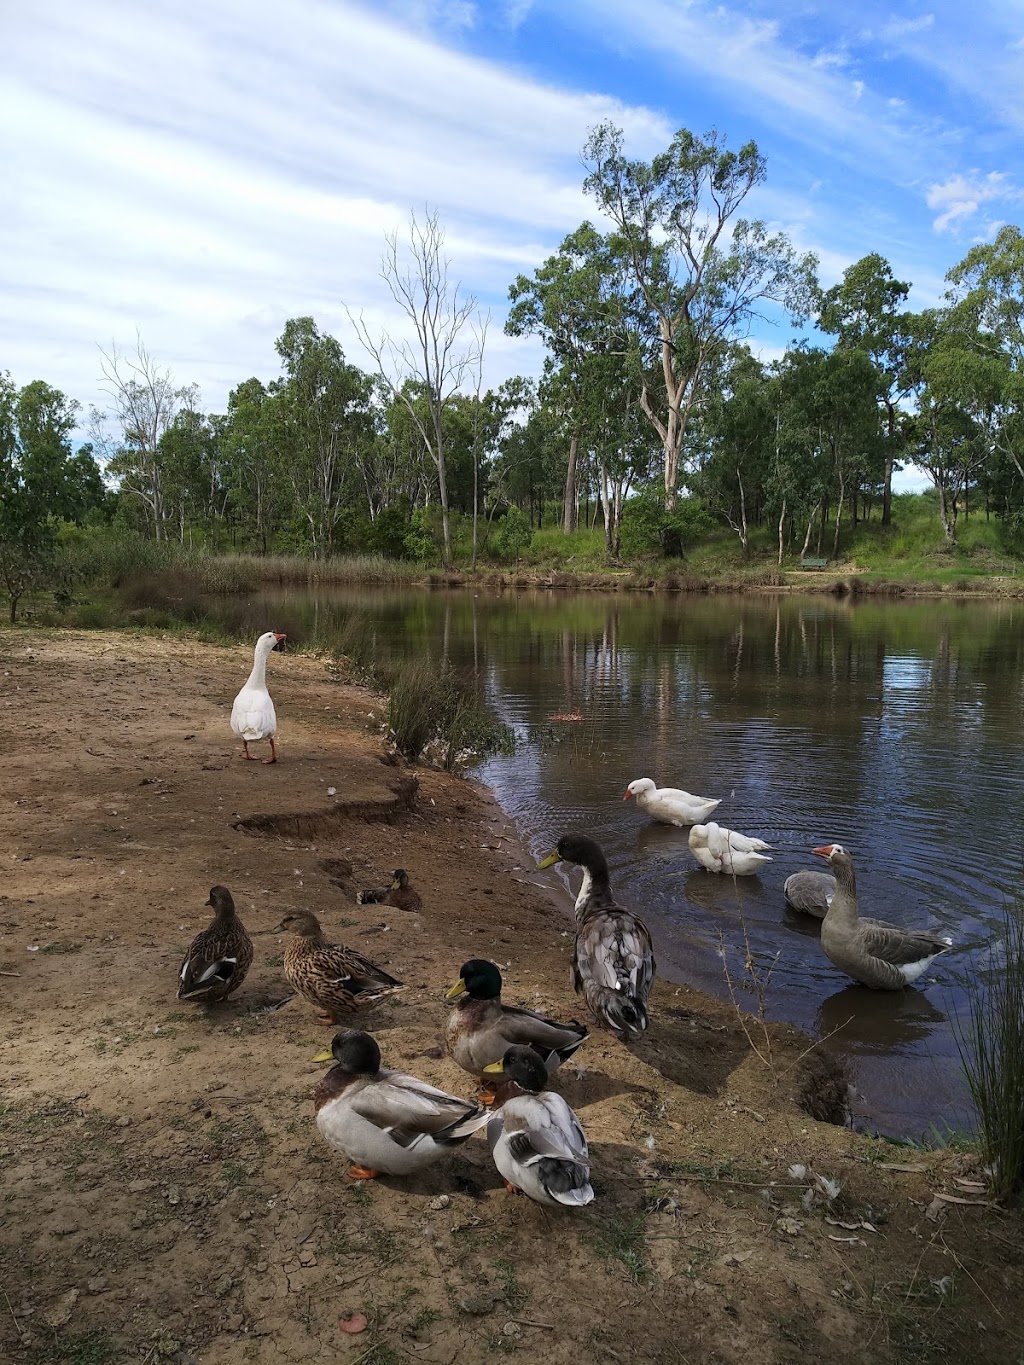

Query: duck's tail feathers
left=551, top=1026, right=589, bottom=1066
left=596, top=990, right=648, bottom=1043
left=435, top=1105, right=491, bottom=1146
left=536, top=1157, right=593, bottom=1202
left=551, top=1182, right=596, bottom=1207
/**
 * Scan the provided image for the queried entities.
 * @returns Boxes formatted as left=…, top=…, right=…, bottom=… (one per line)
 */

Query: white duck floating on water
left=231, top=631, right=286, bottom=763
left=689, top=821, right=772, bottom=876
left=623, top=777, right=721, bottom=827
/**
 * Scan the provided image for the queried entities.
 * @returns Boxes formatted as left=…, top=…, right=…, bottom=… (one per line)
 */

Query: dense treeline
left=4, top=121, right=1024, bottom=617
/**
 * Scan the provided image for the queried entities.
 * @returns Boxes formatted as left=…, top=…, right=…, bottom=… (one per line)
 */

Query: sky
left=4, top=0, right=1024, bottom=492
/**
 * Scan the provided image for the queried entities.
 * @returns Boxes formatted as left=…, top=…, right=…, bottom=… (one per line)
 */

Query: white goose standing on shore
left=623, top=777, right=721, bottom=827
left=812, top=843, right=953, bottom=990
left=231, top=631, right=286, bottom=763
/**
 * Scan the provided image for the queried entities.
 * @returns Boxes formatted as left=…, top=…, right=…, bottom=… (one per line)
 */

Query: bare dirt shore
left=1, top=629, right=1020, bottom=1365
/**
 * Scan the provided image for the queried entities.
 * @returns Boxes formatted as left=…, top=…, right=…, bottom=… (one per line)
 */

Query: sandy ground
left=0, top=628, right=1021, bottom=1365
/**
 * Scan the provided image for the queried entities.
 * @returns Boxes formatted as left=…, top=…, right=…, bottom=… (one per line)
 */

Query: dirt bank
left=0, top=629, right=1020, bottom=1365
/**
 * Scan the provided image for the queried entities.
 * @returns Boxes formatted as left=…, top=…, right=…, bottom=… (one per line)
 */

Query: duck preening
left=177, top=885, right=254, bottom=1003
left=230, top=631, right=286, bottom=763
left=689, top=822, right=772, bottom=876
left=356, top=869, right=423, bottom=914
left=273, top=909, right=405, bottom=1022
left=784, top=869, right=836, bottom=918
left=623, top=777, right=721, bottom=827
left=539, top=834, right=655, bottom=1043
left=444, top=958, right=587, bottom=1094
left=484, top=1046, right=594, bottom=1207
left=812, top=843, right=953, bottom=990
left=312, top=1029, right=489, bottom=1179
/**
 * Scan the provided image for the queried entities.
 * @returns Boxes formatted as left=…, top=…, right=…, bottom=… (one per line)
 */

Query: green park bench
left=799, top=556, right=829, bottom=570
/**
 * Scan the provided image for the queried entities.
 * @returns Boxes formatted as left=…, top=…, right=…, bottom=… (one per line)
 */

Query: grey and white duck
left=538, top=834, right=655, bottom=1043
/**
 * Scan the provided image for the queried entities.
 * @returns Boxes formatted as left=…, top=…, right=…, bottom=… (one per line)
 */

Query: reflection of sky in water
left=209, top=587, right=1024, bottom=1140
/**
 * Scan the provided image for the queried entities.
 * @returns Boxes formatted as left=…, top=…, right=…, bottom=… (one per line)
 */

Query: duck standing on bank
left=624, top=777, right=721, bottom=827
left=445, top=958, right=587, bottom=1098
left=484, top=1045, right=594, bottom=1207
left=231, top=631, right=287, bottom=763
left=311, top=1029, right=490, bottom=1179
left=273, top=910, right=405, bottom=1022
left=812, top=843, right=953, bottom=990
left=689, top=822, right=772, bottom=876
left=177, top=885, right=253, bottom=1003
left=538, top=834, right=655, bottom=1043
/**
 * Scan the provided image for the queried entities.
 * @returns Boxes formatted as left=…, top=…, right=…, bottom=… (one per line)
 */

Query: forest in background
left=4, top=121, right=1024, bottom=621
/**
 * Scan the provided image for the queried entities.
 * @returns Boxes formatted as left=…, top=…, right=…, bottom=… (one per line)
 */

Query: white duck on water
left=231, top=631, right=286, bottom=763
left=623, top=777, right=721, bottom=827
left=688, top=822, right=772, bottom=876
left=812, top=843, right=953, bottom=990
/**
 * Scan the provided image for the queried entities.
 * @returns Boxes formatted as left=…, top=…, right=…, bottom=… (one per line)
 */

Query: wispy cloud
left=927, top=171, right=1012, bottom=233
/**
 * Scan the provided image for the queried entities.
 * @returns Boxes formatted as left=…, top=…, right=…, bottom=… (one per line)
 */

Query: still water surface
left=211, top=586, right=1024, bottom=1138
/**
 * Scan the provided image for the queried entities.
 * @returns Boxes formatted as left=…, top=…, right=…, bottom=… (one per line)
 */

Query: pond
left=205, top=584, right=1024, bottom=1140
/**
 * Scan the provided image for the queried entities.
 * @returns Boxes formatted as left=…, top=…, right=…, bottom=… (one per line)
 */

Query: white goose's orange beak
left=623, top=788, right=632, bottom=801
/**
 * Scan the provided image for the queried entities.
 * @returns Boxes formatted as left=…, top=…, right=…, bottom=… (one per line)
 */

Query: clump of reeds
left=953, top=899, right=1024, bottom=1203
left=387, top=659, right=513, bottom=765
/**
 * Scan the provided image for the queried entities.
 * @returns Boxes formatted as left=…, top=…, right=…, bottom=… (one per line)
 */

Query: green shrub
left=619, top=490, right=712, bottom=559
left=387, top=658, right=514, bottom=764
left=493, top=507, right=533, bottom=564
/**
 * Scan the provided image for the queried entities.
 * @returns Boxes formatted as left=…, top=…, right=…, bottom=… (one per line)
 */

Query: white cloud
left=882, top=13, right=935, bottom=39
left=0, top=0, right=670, bottom=419
left=926, top=171, right=1011, bottom=233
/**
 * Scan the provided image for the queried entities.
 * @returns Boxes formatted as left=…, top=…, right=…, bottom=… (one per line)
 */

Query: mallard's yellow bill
left=310, top=1049, right=334, bottom=1063
left=481, top=1061, right=505, bottom=1076
left=537, top=851, right=559, bottom=870
left=445, top=979, right=467, bottom=1001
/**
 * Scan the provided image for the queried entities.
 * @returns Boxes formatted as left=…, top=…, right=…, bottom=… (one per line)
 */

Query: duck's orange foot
left=502, top=1178, right=521, bottom=1194
left=317, top=1011, right=338, bottom=1025
left=347, top=1165, right=381, bottom=1180
left=475, top=1086, right=498, bottom=1107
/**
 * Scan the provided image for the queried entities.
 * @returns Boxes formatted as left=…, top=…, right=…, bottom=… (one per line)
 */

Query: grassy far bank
left=8, top=488, right=1019, bottom=635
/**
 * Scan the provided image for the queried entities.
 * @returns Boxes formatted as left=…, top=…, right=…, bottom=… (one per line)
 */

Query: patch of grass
left=495, top=1257, right=527, bottom=1311
left=587, top=1213, right=652, bottom=1285
left=386, top=657, right=514, bottom=765
left=28, top=1330, right=117, bottom=1364
left=953, top=896, right=1024, bottom=1202
left=39, top=941, right=82, bottom=955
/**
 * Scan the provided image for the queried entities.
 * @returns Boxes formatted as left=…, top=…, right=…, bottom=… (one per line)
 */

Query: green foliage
left=953, top=897, right=1024, bottom=1203
left=619, top=489, right=712, bottom=558
left=492, top=506, right=533, bottom=563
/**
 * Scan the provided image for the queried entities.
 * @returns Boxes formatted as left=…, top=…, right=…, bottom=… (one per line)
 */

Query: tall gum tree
left=348, top=209, right=484, bottom=567
left=818, top=253, right=912, bottom=526
left=582, top=122, right=818, bottom=511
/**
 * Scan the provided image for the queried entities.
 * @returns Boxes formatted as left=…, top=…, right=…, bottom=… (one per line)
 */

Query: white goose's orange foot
left=347, top=1165, right=381, bottom=1180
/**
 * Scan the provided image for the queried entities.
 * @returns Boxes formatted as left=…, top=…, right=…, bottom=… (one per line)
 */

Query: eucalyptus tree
left=271, top=317, right=372, bottom=557
left=698, top=347, right=772, bottom=554
left=96, top=337, right=193, bottom=540
left=0, top=374, right=104, bottom=619
left=223, top=377, right=289, bottom=554
left=581, top=122, right=818, bottom=512
left=818, top=253, right=913, bottom=526
left=348, top=209, right=485, bottom=566
left=945, top=226, right=1024, bottom=518
left=902, top=309, right=997, bottom=543
left=506, top=222, right=631, bottom=533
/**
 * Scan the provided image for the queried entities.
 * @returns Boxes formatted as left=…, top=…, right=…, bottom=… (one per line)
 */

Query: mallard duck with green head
left=539, top=834, right=655, bottom=1043
left=177, top=886, right=253, bottom=1003
left=445, top=958, right=587, bottom=1099
left=483, top=1046, right=594, bottom=1207
left=273, top=909, right=404, bottom=1023
left=311, top=1029, right=490, bottom=1179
